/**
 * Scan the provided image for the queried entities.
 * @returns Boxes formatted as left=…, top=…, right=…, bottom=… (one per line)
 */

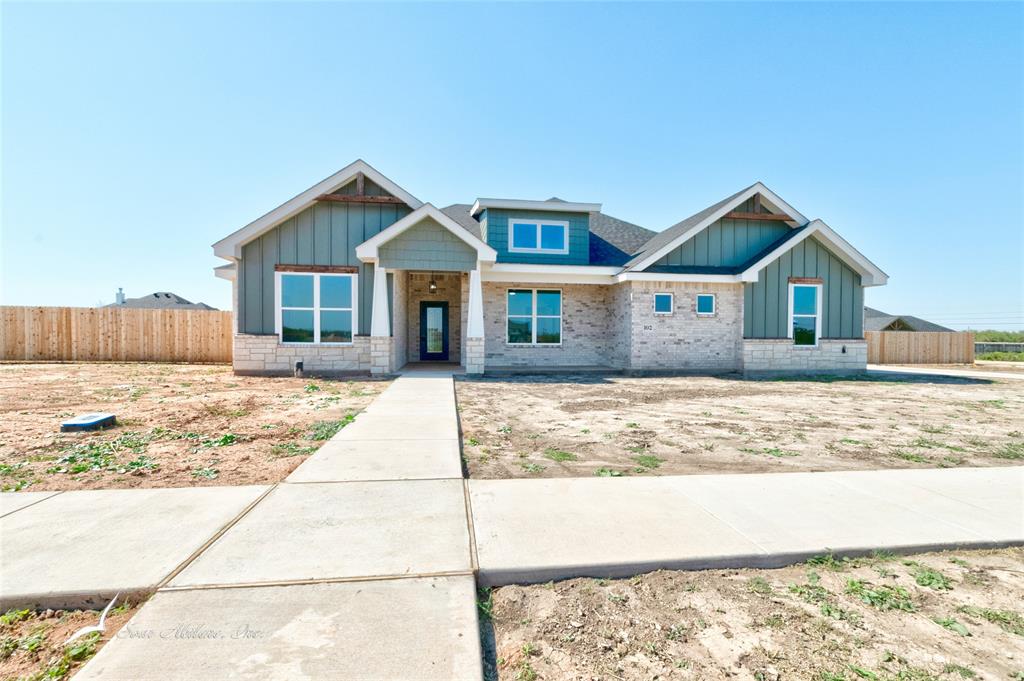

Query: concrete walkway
left=1, top=370, right=1022, bottom=679
left=868, top=363, right=1024, bottom=381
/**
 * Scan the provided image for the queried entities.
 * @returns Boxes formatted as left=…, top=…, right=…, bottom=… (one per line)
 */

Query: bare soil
left=485, top=548, right=1024, bottom=681
left=0, top=600, right=140, bottom=681
left=456, top=374, right=1024, bottom=479
left=0, top=363, right=389, bottom=491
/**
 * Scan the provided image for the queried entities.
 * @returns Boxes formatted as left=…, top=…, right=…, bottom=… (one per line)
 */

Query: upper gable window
left=509, top=220, right=569, bottom=254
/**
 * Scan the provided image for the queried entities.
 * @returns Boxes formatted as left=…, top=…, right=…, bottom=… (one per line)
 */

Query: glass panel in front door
left=426, top=306, right=443, bottom=353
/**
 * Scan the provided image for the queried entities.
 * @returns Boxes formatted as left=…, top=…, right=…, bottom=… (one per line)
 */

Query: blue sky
left=2, top=2, right=1022, bottom=329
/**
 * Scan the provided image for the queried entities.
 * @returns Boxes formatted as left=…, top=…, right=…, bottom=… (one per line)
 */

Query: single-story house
left=105, top=289, right=217, bottom=311
left=864, top=307, right=952, bottom=332
left=212, top=160, right=887, bottom=376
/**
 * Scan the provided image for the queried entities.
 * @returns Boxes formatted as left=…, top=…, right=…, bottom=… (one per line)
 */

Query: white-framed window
left=788, top=283, right=822, bottom=346
left=275, top=271, right=357, bottom=345
left=696, top=293, right=716, bottom=316
left=508, top=219, right=570, bottom=254
left=653, top=292, right=674, bottom=315
left=507, top=288, right=562, bottom=345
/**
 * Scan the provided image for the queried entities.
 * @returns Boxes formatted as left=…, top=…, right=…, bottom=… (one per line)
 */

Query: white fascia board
left=355, top=204, right=498, bottom=264
left=628, top=182, right=808, bottom=273
left=616, top=272, right=742, bottom=284
left=738, top=220, right=889, bottom=287
left=481, top=266, right=614, bottom=284
left=486, top=264, right=622, bottom=275
left=213, top=263, right=236, bottom=281
left=212, top=159, right=424, bottom=260
left=470, top=198, right=601, bottom=217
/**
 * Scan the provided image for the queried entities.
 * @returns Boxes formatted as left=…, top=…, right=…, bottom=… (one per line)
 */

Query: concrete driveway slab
left=170, top=480, right=472, bottom=587
left=0, top=490, right=60, bottom=517
left=1, top=486, right=268, bottom=610
left=470, top=477, right=766, bottom=586
left=76, top=576, right=482, bottom=681
left=286, top=438, right=462, bottom=482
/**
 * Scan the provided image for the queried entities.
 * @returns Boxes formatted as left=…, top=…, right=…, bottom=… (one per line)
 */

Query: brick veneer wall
left=625, top=281, right=744, bottom=372
left=742, top=338, right=867, bottom=375
left=482, top=282, right=613, bottom=367
left=232, top=334, right=371, bottom=375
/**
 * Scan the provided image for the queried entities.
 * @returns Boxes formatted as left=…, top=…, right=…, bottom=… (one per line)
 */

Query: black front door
left=419, top=302, right=449, bottom=361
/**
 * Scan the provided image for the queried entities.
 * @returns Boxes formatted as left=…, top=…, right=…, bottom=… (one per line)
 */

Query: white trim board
left=213, top=160, right=424, bottom=260
left=483, top=263, right=620, bottom=285
left=627, top=182, right=808, bottom=273
left=616, top=272, right=742, bottom=284
left=470, top=198, right=601, bottom=217
left=355, top=203, right=497, bottom=264
left=739, top=219, right=888, bottom=287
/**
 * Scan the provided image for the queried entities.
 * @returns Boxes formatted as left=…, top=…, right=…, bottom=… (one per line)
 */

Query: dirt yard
left=0, top=363, right=389, bottom=491
left=484, top=548, right=1024, bottom=681
left=0, top=600, right=140, bottom=681
left=456, top=374, right=1024, bottom=479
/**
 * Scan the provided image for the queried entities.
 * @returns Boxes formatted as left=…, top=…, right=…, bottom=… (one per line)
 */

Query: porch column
left=369, top=263, right=392, bottom=375
left=465, top=265, right=485, bottom=374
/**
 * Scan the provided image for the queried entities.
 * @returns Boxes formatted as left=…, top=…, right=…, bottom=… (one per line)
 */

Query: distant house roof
left=864, top=307, right=952, bottom=332
left=106, top=292, right=217, bottom=311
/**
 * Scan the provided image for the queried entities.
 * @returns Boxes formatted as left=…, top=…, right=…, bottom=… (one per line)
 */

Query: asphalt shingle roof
left=106, top=292, right=217, bottom=310
left=864, top=307, right=953, bottom=332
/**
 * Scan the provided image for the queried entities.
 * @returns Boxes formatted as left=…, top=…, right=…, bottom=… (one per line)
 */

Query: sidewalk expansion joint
left=158, top=569, right=477, bottom=593
left=156, top=483, right=278, bottom=589
left=462, top=479, right=479, bottom=571
left=0, top=490, right=63, bottom=518
left=283, top=476, right=466, bottom=485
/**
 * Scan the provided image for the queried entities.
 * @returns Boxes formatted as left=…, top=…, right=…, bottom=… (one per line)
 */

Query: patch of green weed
left=542, top=448, right=577, bottom=462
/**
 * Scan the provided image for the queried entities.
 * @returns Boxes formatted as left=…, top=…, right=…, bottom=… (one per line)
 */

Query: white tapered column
left=370, top=264, right=390, bottom=337
left=465, top=265, right=485, bottom=374
left=369, top=264, right=392, bottom=374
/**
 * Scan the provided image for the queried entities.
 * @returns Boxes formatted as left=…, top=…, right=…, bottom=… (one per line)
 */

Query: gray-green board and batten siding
left=238, top=178, right=411, bottom=335
left=743, top=235, right=864, bottom=339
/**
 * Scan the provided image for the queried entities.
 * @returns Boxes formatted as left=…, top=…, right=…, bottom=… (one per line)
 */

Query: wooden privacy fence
left=866, top=331, right=975, bottom=365
left=0, top=306, right=233, bottom=363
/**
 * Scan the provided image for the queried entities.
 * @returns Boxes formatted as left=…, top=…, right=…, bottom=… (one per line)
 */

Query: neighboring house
left=212, top=160, right=887, bottom=376
left=864, top=307, right=953, bottom=332
left=105, top=289, right=217, bottom=311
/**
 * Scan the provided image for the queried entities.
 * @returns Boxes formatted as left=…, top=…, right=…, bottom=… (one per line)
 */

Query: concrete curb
left=476, top=539, right=1023, bottom=588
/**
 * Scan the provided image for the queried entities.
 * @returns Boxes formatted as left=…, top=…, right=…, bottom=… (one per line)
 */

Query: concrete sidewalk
left=63, top=371, right=479, bottom=680
left=1, top=486, right=269, bottom=610
left=2, top=369, right=1021, bottom=679
left=868, top=364, right=1024, bottom=381
left=470, top=466, right=1024, bottom=586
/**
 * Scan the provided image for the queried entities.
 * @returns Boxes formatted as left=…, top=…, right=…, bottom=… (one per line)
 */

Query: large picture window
left=276, top=272, right=356, bottom=344
left=507, top=289, right=562, bottom=345
left=788, top=283, right=822, bottom=346
left=508, top=220, right=569, bottom=254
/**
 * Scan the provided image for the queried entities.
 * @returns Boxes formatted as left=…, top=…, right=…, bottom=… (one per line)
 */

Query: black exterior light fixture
left=428, top=276, right=438, bottom=294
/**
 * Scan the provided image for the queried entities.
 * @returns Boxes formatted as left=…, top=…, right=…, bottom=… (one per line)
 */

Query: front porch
left=356, top=204, right=493, bottom=376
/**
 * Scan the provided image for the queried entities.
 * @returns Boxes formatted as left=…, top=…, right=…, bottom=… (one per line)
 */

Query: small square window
left=696, top=294, right=715, bottom=315
left=653, top=293, right=673, bottom=314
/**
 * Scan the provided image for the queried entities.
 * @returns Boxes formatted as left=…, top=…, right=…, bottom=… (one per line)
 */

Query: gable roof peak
left=212, top=159, right=423, bottom=260
left=624, top=182, right=808, bottom=271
